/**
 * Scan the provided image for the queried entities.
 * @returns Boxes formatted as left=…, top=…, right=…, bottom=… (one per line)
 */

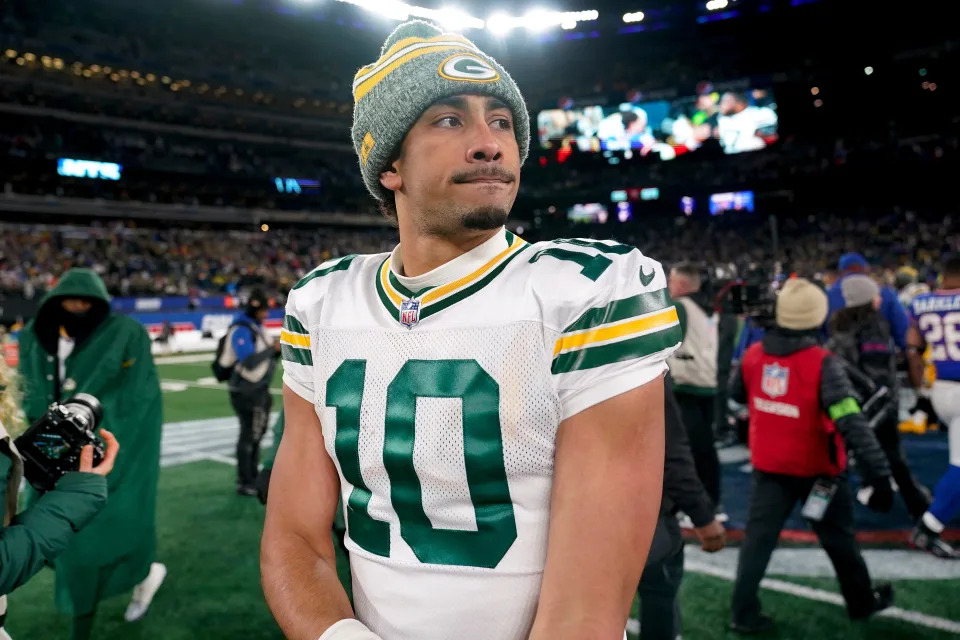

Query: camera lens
left=63, top=393, right=104, bottom=429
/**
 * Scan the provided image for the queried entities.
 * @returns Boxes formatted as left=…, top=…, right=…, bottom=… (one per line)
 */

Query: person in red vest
left=727, top=277, right=895, bottom=635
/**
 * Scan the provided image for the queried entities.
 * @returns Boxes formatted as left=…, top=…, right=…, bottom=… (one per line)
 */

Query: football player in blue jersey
left=906, top=255, right=960, bottom=559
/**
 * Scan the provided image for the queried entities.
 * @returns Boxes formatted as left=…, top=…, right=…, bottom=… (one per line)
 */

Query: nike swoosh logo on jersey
left=639, top=266, right=655, bottom=286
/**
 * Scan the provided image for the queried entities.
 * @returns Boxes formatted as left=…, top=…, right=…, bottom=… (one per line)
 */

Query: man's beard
left=462, top=205, right=510, bottom=231
left=418, top=204, right=510, bottom=237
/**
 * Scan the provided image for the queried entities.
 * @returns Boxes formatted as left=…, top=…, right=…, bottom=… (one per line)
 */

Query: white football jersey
left=281, top=227, right=681, bottom=640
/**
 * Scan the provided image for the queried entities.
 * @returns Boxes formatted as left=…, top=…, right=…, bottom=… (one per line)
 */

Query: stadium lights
left=523, top=9, right=554, bottom=32
left=488, top=8, right=598, bottom=33
left=332, top=0, right=596, bottom=33
left=705, top=0, right=728, bottom=10
left=335, top=0, right=486, bottom=27
left=410, top=6, right=485, bottom=30
left=486, top=12, right=513, bottom=33
left=623, top=11, right=645, bottom=22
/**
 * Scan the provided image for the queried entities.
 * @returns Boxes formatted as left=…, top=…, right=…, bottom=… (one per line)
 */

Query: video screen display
left=709, top=191, right=755, bottom=215
left=58, top=158, right=122, bottom=180
left=538, top=88, right=778, bottom=160
left=567, top=203, right=608, bottom=224
left=611, top=187, right=659, bottom=203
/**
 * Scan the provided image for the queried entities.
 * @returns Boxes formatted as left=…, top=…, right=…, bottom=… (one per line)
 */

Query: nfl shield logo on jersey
left=399, top=298, right=421, bottom=329
left=761, top=363, right=789, bottom=398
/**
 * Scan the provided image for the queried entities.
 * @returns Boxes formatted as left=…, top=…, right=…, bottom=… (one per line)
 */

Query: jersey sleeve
left=537, top=240, right=683, bottom=421
left=280, top=282, right=318, bottom=403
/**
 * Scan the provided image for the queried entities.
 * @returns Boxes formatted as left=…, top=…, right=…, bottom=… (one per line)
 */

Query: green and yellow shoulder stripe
left=552, top=287, right=682, bottom=375
left=280, top=255, right=360, bottom=367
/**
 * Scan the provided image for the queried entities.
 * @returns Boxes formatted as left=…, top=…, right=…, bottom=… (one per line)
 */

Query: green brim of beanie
left=351, top=20, right=531, bottom=203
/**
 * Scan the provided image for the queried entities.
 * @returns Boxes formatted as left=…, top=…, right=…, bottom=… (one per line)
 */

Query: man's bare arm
left=529, top=377, right=665, bottom=640
left=905, top=325, right=926, bottom=389
left=261, top=385, right=354, bottom=640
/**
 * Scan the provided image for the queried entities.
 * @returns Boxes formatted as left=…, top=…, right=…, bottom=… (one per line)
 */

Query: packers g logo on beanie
left=438, top=54, right=500, bottom=82
left=351, top=20, right=530, bottom=203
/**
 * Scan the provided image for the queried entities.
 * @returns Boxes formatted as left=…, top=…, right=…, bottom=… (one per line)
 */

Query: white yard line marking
left=161, top=378, right=282, bottom=396
left=685, top=545, right=960, bottom=580
left=160, top=414, right=279, bottom=468
left=162, top=435, right=274, bottom=457
left=155, top=353, right=217, bottom=365
left=204, top=453, right=237, bottom=465
left=685, top=559, right=960, bottom=634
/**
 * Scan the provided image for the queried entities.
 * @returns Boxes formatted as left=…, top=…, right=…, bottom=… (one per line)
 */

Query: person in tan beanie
left=726, top=278, right=896, bottom=634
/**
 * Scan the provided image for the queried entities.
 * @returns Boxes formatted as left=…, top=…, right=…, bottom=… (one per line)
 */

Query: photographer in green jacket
left=0, top=358, right=119, bottom=638
left=18, top=268, right=165, bottom=639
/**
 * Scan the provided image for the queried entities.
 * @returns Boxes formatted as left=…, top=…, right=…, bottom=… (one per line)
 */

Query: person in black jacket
left=638, top=373, right=725, bottom=640
left=827, top=274, right=931, bottom=521
left=728, top=278, right=895, bottom=634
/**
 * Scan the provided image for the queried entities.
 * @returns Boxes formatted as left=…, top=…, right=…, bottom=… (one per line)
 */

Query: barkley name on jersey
left=280, top=227, right=681, bottom=640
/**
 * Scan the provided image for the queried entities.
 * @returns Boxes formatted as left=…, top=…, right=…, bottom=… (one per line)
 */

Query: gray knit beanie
left=840, top=274, right=881, bottom=308
left=351, top=20, right=530, bottom=202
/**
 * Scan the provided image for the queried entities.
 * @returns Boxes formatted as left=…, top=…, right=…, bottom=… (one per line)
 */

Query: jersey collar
left=375, top=228, right=529, bottom=327
left=391, top=227, right=509, bottom=288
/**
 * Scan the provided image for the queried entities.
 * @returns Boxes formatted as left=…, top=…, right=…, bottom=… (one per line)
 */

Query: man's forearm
left=529, top=382, right=665, bottom=640
left=261, top=530, right=354, bottom=640
left=906, top=351, right=925, bottom=390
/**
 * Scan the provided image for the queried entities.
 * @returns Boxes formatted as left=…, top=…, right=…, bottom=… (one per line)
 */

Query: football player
left=906, top=254, right=960, bottom=559
left=261, top=20, right=682, bottom=640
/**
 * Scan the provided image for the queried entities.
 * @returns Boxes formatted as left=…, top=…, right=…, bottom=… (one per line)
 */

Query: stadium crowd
left=0, top=223, right=396, bottom=300
left=1, top=208, right=954, bottom=301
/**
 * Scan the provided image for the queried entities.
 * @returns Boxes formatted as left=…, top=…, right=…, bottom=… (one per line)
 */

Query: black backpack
left=212, top=320, right=262, bottom=382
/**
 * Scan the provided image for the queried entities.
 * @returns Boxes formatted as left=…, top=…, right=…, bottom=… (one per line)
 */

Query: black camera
left=14, top=393, right=104, bottom=492
left=719, top=278, right=778, bottom=327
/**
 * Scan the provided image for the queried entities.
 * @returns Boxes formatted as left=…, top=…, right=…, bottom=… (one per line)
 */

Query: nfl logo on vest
left=399, top=299, right=421, bottom=329
left=761, top=363, right=789, bottom=398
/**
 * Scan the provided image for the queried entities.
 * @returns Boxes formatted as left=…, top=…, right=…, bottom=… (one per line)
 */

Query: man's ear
left=379, top=163, right=402, bottom=193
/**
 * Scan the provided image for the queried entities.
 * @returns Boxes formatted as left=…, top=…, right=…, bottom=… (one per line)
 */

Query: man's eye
left=493, top=118, right=513, bottom=130
left=436, top=116, right=461, bottom=127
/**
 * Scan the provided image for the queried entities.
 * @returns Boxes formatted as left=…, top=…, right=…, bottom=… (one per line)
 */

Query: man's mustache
left=451, top=167, right=516, bottom=184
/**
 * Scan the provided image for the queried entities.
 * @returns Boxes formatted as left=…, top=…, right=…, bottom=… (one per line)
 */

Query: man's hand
left=859, top=477, right=895, bottom=513
left=79, top=429, right=119, bottom=476
left=693, top=519, right=726, bottom=553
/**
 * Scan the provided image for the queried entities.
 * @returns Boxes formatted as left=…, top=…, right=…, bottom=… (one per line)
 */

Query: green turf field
left=6, top=355, right=959, bottom=639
